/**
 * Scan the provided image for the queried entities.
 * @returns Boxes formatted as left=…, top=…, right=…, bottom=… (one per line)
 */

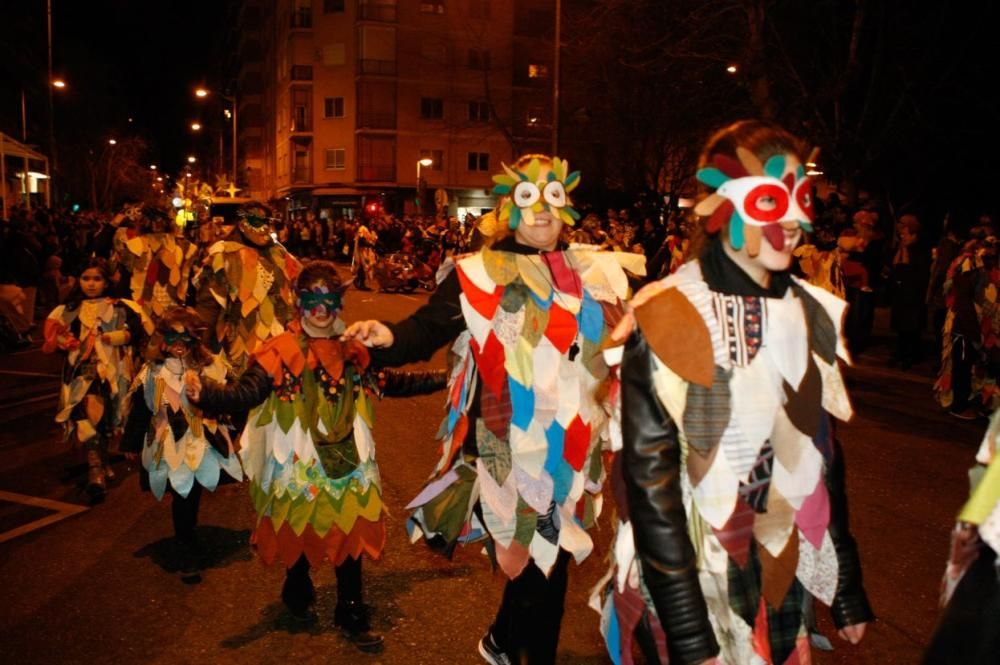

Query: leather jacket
left=621, top=329, right=874, bottom=665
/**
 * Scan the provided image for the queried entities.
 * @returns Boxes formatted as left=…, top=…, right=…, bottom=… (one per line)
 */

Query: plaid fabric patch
left=739, top=439, right=774, bottom=513
left=727, top=545, right=807, bottom=664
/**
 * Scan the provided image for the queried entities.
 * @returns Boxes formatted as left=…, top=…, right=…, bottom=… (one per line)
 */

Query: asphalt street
left=0, top=283, right=982, bottom=664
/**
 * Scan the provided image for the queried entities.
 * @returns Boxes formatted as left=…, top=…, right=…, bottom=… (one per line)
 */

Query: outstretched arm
left=381, top=367, right=449, bottom=397
left=190, top=364, right=272, bottom=416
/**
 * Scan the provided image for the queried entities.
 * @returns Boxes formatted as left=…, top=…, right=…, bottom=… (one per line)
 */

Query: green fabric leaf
left=513, top=498, right=538, bottom=546
left=696, top=167, right=729, bottom=189
left=276, top=398, right=296, bottom=433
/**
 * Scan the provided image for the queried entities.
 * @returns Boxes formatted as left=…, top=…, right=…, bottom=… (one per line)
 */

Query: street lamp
left=108, top=139, right=117, bottom=145
left=187, top=155, right=197, bottom=164
left=417, top=157, right=433, bottom=181
left=150, top=164, right=157, bottom=170
left=52, top=79, right=66, bottom=89
left=194, top=87, right=237, bottom=184
left=191, top=122, right=202, bottom=131
left=726, top=64, right=738, bottom=74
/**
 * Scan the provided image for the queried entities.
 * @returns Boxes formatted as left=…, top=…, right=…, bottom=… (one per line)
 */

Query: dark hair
left=65, top=256, right=112, bottom=310
left=149, top=306, right=213, bottom=367
left=296, top=260, right=345, bottom=293
left=688, top=120, right=808, bottom=259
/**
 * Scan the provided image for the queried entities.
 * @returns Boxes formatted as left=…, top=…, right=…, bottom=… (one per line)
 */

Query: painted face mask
left=237, top=206, right=276, bottom=241
left=694, top=148, right=814, bottom=256
left=298, top=285, right=342, bottom=318
left=162, top=330, right=196, bottom=346
left=491, top=156, right=581, bottom=230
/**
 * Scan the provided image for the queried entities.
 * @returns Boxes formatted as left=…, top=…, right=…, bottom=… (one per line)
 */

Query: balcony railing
left=359, top=58, right=396, bottom=76
left=358, top=163, right=395, bottom=181
left=358, top=0, right=397, bottom=21
left=292, top=166, right=313, bottom=184
left=291, top=7, right=313, bottom=29
left=357, top=112, right=396, bottom=129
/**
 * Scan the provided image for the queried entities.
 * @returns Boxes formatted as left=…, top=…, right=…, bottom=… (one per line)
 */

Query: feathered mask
left=695, top=148, right=815, bottom=256
left=491, top=156, right=581, bottom=230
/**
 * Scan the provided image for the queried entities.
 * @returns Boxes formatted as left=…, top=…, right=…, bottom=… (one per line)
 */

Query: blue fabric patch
left=529, top=287, right=554, bottom=310
left=508, top=377, right=535, bottom=430
left=544, top=422, right=566, bottom=477
left=603, top=595, right=622, bottom=665
left=579, top=290, right=604, bottom=342
left=729, top=210, right=746, bottom=249
left=193, top=451, right=222, bottom=491
left=168, top=462, right=195, bottom=498
left=696, top=167, right=729, bottom=189
left=551, top=460, right=574, bottom=504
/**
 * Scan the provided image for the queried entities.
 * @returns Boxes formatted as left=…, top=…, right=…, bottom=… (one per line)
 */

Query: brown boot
left=86, top=450, right=106, bottom=501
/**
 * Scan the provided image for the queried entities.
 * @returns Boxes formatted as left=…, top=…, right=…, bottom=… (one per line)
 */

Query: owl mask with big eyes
left=491, top=156, right=581, bottom=230
left=695, top=147, right=815, bottom=257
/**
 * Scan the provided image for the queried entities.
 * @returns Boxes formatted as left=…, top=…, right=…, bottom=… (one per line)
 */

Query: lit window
left=528, top=64, right=549, bottom=79
left=325, top=148, right=346, bottom=170
left=467, top=152, right=489, bottom=172
left=420, top=2, right=445, bottom=14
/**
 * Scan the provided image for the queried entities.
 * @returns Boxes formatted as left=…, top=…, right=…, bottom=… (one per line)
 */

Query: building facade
left=235, top=0, right=556, bottom=220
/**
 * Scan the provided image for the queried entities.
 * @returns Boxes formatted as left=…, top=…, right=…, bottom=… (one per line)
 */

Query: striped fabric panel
left=677, top=281, right=729, bottom=367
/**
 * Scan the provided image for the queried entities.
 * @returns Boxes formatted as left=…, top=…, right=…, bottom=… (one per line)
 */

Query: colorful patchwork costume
left=113, top=228, right=199, bottom=319
left=194, top=229, right=301, bottom=370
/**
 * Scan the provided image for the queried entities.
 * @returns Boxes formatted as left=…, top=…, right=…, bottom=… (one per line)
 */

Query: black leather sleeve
left=827, top=436, right=876, bottom=628
left=622, top=330, right=720, bottom=664
left=195, top=364, right=272, bottom=416
left=372, top=270, right=465, bottom=367
left=381, top=368, right=449, bottom=397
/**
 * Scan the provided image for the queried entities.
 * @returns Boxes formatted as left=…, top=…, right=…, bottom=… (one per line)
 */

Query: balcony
left=358, top=0, right=397, bottom=21
left=357, top=112, right=395, bottom=130
left=292, top=166, right=313, bottom=184
left=358, top=163, right=395, bottom=181
left=359, top=58, right=396, bottom=76
left=290, top=7, right=313, bottom=29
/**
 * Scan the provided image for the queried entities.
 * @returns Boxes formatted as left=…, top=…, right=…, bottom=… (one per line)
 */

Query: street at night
left=0, top=284, right=983, bottom=664
left=4, top=1, right=1000, bottom=664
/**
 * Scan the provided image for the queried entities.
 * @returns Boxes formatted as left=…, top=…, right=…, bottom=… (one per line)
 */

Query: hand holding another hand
left=341, top=320, right=394, bottom=348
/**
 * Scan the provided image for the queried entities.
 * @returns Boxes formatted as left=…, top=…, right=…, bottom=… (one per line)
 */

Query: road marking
left=0, top=369, right=60, bottom=378
left=0, top=490, right=88, bottom=544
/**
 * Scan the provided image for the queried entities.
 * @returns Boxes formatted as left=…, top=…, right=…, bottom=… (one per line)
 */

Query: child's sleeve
left=195, top=363, right=273, bottom=415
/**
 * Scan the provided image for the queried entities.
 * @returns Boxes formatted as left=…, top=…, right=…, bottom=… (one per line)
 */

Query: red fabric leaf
left=545, top=303, right=578, bottom=354
left=563, top=415, right=592, bottom=471
left=707, top=200, right=735, bottom=233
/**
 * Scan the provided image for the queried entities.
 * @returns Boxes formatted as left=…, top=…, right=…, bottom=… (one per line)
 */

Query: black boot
left=334, top=556, right=382, bottom=652
left=334, top=600, right=383, bottom=653
left=281, top=555, right=316, bottom=619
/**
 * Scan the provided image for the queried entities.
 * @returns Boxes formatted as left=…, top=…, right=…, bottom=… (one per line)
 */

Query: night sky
left=1, top=0, right=230, bottom=177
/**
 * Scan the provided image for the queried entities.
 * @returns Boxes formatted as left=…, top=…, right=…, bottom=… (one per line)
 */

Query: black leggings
left=169, top=484, right=202, bottom=539
left=490, top=549, right=571, bottom=665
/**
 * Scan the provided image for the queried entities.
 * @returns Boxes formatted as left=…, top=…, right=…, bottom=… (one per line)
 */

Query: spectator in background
left=928, top=211, right=971, bottom=364
left=889, top=214, right=931, bottom=369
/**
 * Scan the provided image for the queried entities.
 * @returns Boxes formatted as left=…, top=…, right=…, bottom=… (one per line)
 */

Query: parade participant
left=193, top=201, right=301, bottom=370
left=923, top=408, right=1000, bottom=664
left=187, top=261, right=444, bottom=650
left=352, top=222, right=378, bottom=290
left=119, top=306, right=242, bottom=565
left=42, top=256, right=152, bottom=500
left=344, top=154, right=645, bottom=664
left=599, top=120, right=873, bottom=665
left=112, top=204, right=199, bottom=320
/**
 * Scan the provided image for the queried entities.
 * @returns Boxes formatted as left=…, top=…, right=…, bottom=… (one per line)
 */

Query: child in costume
left=193, top=201, right=301, bottom=370
left=599, top=121, right=873, bottom=665
left=188, top=260, right=445, bottom=652
left=120, top=307, right=242, bottom=564
left=112, top=204, right=199, bottom=320
left=43, top=256, right=151, bottom=500
left=344, top=155, right=645, bottom=664
left=923, top=408, right=1000, bottom=664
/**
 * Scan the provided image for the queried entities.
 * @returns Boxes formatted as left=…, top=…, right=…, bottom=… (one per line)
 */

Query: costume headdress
left=491, top=156, right=581, bottom=229
left=237, top=202, right=279, bottom=241
left=695, top=147, right=814, bottom=256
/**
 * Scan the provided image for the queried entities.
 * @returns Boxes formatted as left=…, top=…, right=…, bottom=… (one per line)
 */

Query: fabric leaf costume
left=121, top=353, right=243, bottom=499
left=113, top=228, right=199, bottom=319
left=43, top=297, right=152, bottom=445
left=379, top=236, right=645, bottom=578
left=194, top=239, right=302, bottom=369
left=196, top=326, right=446, bottom=567
left=598, top=243, right=873, bottom=665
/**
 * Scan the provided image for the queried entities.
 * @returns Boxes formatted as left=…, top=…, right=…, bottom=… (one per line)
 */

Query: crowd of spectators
left=3, top=196, right=999, bottom=421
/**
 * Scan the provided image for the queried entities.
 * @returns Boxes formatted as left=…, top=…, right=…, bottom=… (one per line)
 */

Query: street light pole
left=551, top=0, right=561, bottom=155
left=47, top=0, right=57, bottom=201
left=20, top=90, right=31, bottom=210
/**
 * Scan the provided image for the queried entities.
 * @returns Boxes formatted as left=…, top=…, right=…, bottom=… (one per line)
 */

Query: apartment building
left=234, top=0, right=556, bottom=220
